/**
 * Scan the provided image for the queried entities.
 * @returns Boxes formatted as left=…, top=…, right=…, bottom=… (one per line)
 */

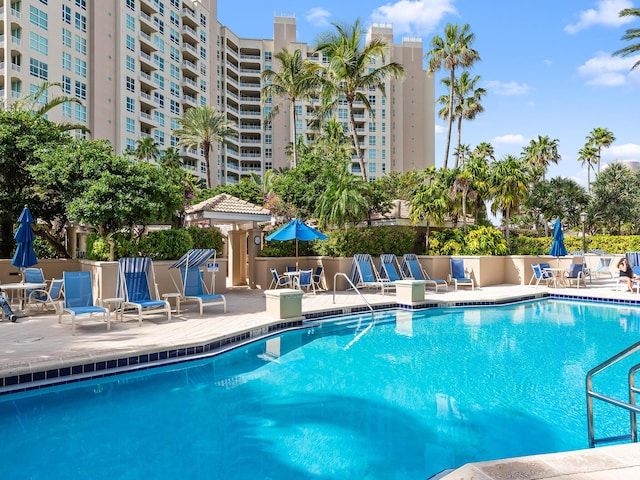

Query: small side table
left=102, top=297, right=125, bottom=322
left=162, top=292, right=182, bottom=314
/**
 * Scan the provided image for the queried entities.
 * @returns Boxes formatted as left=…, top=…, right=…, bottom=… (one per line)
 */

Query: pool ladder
left=586, top=339, right=640, bottom=447
left=332, top=272, right=374, bottom=313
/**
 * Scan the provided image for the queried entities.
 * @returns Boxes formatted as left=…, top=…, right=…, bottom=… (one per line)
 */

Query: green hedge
left=511, top=234, right=640, bottom=255
left=428, top=226, right=509, bottom=256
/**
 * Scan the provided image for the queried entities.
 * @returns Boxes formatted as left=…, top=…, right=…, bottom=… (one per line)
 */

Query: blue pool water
left=1, top=299, right=639, bottom=479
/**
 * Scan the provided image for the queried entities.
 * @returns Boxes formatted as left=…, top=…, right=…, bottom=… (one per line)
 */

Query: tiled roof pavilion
left=185, top=193, right=271, bottom=228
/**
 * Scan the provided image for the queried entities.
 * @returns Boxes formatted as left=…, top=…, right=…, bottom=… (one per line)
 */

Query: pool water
left=1, top=300, right=639, bottom=479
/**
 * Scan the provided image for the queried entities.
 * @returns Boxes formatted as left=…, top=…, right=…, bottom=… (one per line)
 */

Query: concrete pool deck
left=1, top=277, right=639, bottom=479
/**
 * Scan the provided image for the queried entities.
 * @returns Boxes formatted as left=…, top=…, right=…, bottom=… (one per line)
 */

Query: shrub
left=185, top=226, right=223, bottom=252
left=313, top=226, right=416, bottom=257
left=428, top=226, right=508, bottom=256
left=138, top=229, right=194, bottom=260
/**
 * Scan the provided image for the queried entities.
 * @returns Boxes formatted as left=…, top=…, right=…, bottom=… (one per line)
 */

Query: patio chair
left=27, top=278, right=64, bottom=313
left=311, top=266, right=324, bottom=291
left=448, top=258, right=475, bottom=291
left=348, top=254, right=394, bottom=294
left=529, top=264, right=555, bottom=287
left=269, top=267, right=291, bottom=289
left=400, top=254, right=447, bottom=292
left=296, top=269, right=316, bottom=294
left=59, top=271, right=110, bottom=336
left=179, top=266, right=227, bottom=315
left=564, top=263, right=586, bottom=288
left=616, top=265, right=640, bottom=293
left=117, top=257, right=171, bottom=325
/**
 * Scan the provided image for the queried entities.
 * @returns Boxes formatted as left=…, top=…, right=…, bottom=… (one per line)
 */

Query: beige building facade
left=0, top=0, right=434, bottom=186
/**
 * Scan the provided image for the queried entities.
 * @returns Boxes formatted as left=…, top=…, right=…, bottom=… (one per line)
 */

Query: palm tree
left=7, top=81, right=91, bottom=134
left=451, top=169, right=474, bottom=233
left=173, top=106, right=236, bottom=188
left=315, top=160, right=369, bottom=228
left=577, top=143, right=598, bottom=193
left=134, top=136, right=160, bottom=163
left=473, top=142, right=495, bottom=162
left=161, top=146, right=183, bottom=169
left=315, top=19, right=405, bottom=181
left=613, top=8, right=640, bottom=69
left=586, top=127, right=615, bottom=175
left=409, top=177, right=449, bottom=252
left=521, top=135, right=560, bottom=181
left=426, top=23, right=480, bottom=170
left=261, top=48, right=321, bottom=169
left=451, top=72, right=485, bottom=168
left=490, top=155, right=530, bottom=247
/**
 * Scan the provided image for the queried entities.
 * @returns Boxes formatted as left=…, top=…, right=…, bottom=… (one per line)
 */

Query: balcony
left=181, top=25, right=198, bottom=43
left=139, top=31, right=158, bottom=51
left=181, top=59, right=198, bottom=76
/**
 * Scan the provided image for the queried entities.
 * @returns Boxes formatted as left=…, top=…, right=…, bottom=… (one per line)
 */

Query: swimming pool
left=1, top=299, right=638, bottom=479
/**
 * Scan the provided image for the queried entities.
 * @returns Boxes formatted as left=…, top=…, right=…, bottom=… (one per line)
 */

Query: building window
left=153, top=73, right=164, bottom=89
left=61, top=75, right=71, bottom=94
left=74, top=81, right=86, bottom=100
left=75, top=13, right=86, bottom=32
left=75, top=58, right=87, bottom=77
left=264, top=52, right=272, bottom=61
left=62, top=28, right=71, bottom=47
left=126, top=0, right=135, bottom=11
left=265, top=148, right=272, bottom=158
left=29, top=58, right=48, bottom=80
left=265, top=134, right=272, bottom=145
left=126, top=97, right=135, bottom=113
left=62, top=6, right=71, bottom=24
left=125, top=34, right=135, bottom=51
left=154, top=92, right=164, bottom=108
left=126, top=117, right=135, bottom=133
left=30, top=6, right=48, bottom=30
left=368, top=150, right=377, bottom=161
left=382, top=150, right=386, bottom=160
left=75, top=35, right=86, bottom=55
left=75, top=0, right=87, bottom=10
left=126, top=76, right=135, bottom=92
left=126, top=138, right=136, bottom=151
left=369, top=136, right=376, bottom=146
left=170, top=99, right=180, bottom=114
left=200, top=13, right=207, bottom=27
left=368, top=162, right=377, bottom=172
left=338, top=108, right=348, bottom=119
left=126, top=55, right=135, bottom=72
left=154, top=130, right=165, bottom=145
left=382, top=162, right=387, bottom=173
left=154, top=111, right=165, bottom=127
left=368, top=122, right=376, bottom=132
left=29, top=32, right=48, bottom=55
left=170, top=81, right=179, bottom=97
left=170, top=11, right=179, bottom=27
left=381, top=122, right=386, bottom=133
left=62, top=102, right=71, bottom=118
left=126, top=13, right=135, bottom=31
left=75, top=104, right=86, bottom=122
left=170, top=46, right=180, bottom=62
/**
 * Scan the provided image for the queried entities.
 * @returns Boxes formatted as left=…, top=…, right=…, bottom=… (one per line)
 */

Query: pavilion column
left=228, top=229, right=247, bottom=286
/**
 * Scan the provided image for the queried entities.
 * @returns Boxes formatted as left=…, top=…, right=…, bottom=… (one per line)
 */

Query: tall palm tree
left=453, top=144, right=472, bottom=166
left=447, top=72, right=485, bottom=168
left=586, top=127, right=615, bottom=175
left=451, top=168, right=474, bottom=233
left=577, top=143, right=598, bottom=193
left=426, top=23, right=480, bottom=170
left=173, top=106, right=236, bottom=188
left=315, top=19, right=405, bottom=181
left=134, top=136, right=160, bottom=163
left=409, top=177, right=449, bottom=252
left=473, top=142, right=495, bottom=162
left=521, top=135, right=560, bottom=181
left=261, top=48, right=321, bottom=169
left=490, top=155, right=530, bottom=247
left=613, top=8, right=640, bottom=69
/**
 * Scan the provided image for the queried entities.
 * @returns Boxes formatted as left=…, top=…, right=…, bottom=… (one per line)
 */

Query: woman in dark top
left=618, top=258, right=639, bottom=292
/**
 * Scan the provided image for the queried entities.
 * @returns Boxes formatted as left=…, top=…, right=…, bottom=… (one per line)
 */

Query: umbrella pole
left=296, top=239, right=299, bottom=270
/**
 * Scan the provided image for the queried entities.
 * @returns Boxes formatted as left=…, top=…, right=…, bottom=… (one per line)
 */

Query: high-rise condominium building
left=1, top=0, right=434, bottom=186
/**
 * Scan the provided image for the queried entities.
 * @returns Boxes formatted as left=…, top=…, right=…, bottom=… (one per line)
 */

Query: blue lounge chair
left=400, top=254, right=448, bottom=292
left=449, top=258, right=475, bottom=291
left=311, top=266, right=324, bottom=291
left=169, top=249, right=226, bottom=316
left=348, top=254, right=394, bottom=294
left=117, top=257, right=171, bottom=325
left=28, top=278, right=64, bottom=313
left=296, top=269, right=316, bottom=294
left=379, top=254, right=404, bottom=282
left=564, top=263, right=586, bottom=288
left=179, top=266, right=227, bottom=315
left=59, top=271, right=110, bottom=335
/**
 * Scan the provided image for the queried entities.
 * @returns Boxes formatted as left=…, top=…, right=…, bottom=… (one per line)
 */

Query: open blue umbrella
left=549, top=218, right=567, bottom=265
left=266, top=219, right=327, bottom=267
left=11, top=205, right=38, bottom=273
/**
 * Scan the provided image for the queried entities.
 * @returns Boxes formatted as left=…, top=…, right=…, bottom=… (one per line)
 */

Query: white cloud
left=434, top=124, right=445, bottom=135
left=577, top=51, right=640, bottom=86
left=305, top=7, right=331, bottom=27
left=565, top=0, right=634, bottom=34
left=484, top=80, right=533, bottom=96
left=370, top=0, right=457, bottom=37
left=602, top=143, right=640, bottom=162
left=492, top=134, right=527, bottom=146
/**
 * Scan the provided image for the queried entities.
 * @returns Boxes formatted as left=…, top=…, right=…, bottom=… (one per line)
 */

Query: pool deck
left=1, top=276, right=640, bottom=479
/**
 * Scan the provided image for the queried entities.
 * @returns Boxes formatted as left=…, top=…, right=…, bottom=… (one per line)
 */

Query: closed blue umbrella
left=11, top=205, right=38, bottom=273
left=549, top=218, right=567, bottom=265
left=266, top=219, right=327, bottom=267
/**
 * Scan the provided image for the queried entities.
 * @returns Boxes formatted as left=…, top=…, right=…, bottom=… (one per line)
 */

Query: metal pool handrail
left=333, top=272, right=373, bottom=313
left=586, top=339, right=640, bottom=447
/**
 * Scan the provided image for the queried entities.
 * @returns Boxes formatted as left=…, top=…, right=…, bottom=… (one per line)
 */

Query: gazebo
left=185, top=194, right=272, bottom=287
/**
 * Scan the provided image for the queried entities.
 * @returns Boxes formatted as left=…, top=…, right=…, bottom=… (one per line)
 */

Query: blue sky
left=218, top=0, right=640, bottom=186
